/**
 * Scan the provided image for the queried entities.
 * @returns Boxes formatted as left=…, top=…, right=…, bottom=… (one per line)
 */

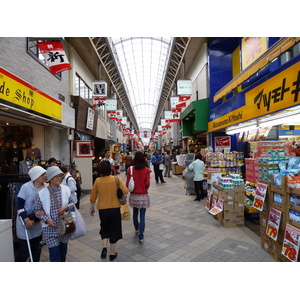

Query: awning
left=181, top=98, right=209, bottom=136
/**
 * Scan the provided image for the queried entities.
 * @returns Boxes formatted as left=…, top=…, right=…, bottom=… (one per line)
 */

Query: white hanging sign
left=106, top=99, right=117, bottom=111
left=177, top=79, right=192, bottom=96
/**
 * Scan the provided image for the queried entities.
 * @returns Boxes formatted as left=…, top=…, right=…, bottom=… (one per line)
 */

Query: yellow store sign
left=208, top=61, right=300, bottom=131
left=0, top=67, right=62, bottom=122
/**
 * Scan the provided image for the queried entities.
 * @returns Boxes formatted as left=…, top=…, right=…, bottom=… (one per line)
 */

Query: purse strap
left=48, top=186, right=61, bottom=209
left=130, top=166, right=133, bottom=177
left=115, top=176, right=120, bottom=188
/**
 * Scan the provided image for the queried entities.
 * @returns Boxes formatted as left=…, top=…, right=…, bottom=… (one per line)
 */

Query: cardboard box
left=270, top=240, right=291, bottom=262
left=223, top=199, right=235, bottom=210
left=287, top=187, right=300, bottom=196
left=234, top=192, right=245, bottom=210
left=270, top=191, right=288, bottom=212
left=289, top=203, right=300, bottom=213
left=224, top=209, right=244, bottom=219
left=171, top=165, right=185, bottom=175
left=213, top=211, right=223, bottom=223
left=260, top=233, right=272, bottom=253
left=221, top=217, right=244, bottom=228
left=287, top=219, right=300, bottom=230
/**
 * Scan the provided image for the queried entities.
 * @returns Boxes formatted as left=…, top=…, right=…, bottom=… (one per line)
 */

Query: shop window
left=26, top=38, right=62, bottom=79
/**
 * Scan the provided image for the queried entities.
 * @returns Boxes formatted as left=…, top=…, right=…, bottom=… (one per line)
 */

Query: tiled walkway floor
left=40, top=169, right=275, bottom=262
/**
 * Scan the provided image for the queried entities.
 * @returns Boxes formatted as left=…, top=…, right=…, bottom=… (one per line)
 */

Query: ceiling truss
left=90, top=37, right=191, bottom=133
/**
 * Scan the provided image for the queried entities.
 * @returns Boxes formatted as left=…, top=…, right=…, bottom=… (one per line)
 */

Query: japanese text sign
left=38, top=41, right=71, bottom=75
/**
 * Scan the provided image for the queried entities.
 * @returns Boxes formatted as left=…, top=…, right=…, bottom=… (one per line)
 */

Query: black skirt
left=98, top=208, right=122, bottom=243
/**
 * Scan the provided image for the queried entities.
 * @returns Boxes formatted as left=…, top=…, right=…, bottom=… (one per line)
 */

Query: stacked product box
left=211, top=176, right=245, bottom=228
left=245, top=158, right=259, bottom=184
left=260, top=175, right=295, bottom=262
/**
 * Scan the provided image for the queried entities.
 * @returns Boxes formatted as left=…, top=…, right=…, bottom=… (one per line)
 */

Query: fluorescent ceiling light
left=226, top=124, right=258, bottom=135
left=259, top=115, right=300, bottom=128
left=226, top=120, right=258, bottom=135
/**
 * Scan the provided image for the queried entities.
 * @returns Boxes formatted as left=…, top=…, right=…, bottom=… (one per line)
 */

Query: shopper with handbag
left=15, top=166, right=47, bottom=262
left=151, top=151, right=166, bottom=183
left=90, top=160, right=128, bottom=261
left=126, top=151, right=151, bottom=244
left=188, top=153, right=205, bottom=201
left=35, top=166, right=75, bottom=262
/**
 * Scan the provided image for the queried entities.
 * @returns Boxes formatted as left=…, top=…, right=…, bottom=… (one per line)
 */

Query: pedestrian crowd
left=15, top=148, right=204, bottom=262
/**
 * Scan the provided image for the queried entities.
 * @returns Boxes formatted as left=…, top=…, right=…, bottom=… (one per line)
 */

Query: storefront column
left=172, top=122, right=180, bottom=146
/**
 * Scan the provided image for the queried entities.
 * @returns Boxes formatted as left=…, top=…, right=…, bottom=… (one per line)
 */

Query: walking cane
left=19, top=216, right=33, bottom=262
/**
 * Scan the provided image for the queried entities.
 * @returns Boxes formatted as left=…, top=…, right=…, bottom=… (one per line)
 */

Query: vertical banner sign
left=171, top=109, right=181, bottom=122
left=38, top=41, right=72, bottom=75
left=281, top=224, right=300, bottom=262
left=171, top=96, right=179, bottom=109
left=86, top=107, right=95, bottom=130
left=266, top=208, right=282, bottom=241
left=252, top=182, right=268, bottom=211
left=164, top=111, right=173, bottom=123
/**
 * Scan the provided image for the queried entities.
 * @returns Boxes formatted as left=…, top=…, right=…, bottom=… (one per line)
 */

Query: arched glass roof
left=109, top=37, right=173, bottom=132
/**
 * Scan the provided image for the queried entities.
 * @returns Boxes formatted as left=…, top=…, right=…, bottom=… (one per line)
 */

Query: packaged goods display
left=218, top=174, right=244, bottom=190
left=208, top=173, right=245, bottom=228
left=246, top=141, right=294, bottom=185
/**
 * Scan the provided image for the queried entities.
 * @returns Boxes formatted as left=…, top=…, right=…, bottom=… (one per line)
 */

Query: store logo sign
left=0, top=67, right=62, bottom=122
left=253, top=73, right=299, bottom=112
left=246, top=61, right=300, bottom=116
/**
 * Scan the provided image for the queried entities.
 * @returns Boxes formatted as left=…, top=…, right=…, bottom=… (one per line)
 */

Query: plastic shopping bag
left=120, top=203, right=131, bottom=220
left=70, top=207, right=87, bottom=240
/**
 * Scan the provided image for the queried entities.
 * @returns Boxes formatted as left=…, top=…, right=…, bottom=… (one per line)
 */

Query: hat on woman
left=46, top=166, right=63, bottom=181
left=28, top=166, right=46, bottom=182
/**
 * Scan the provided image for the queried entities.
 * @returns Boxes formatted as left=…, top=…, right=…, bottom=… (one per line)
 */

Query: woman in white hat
left=15, top=166, right=47, bottom=262
left=35, top=166, right=75, bottom=262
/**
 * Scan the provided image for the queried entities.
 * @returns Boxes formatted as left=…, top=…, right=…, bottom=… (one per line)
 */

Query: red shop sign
left=215, top=136, right=231, bottom=148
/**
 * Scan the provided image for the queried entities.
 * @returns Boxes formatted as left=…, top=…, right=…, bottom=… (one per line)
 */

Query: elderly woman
left=35, top=166, right=75, bottom=262
left=90, top=160, right=128, bottom=261
left=15, top=166, right=47, bottom=262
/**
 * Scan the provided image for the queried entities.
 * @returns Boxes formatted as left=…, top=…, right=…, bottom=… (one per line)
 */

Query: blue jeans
left=48, top=242, right=68, bottom=262
left=133, top=208, right=146, bottom=240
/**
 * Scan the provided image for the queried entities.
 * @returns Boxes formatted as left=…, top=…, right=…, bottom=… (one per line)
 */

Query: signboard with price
left=252, top=182, right=268, bottom=211
left=281, top=224, right=300, bottom=262
left=266, top=208, right=282, bottom=241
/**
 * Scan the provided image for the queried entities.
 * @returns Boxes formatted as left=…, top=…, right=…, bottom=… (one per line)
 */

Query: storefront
left=72, top=96, right=98, bottom=190
left=0, top=67, right=74, bottom=243
left=181, top=98, right=209, bottom=152
left=205, top=39, right=300, bottom=261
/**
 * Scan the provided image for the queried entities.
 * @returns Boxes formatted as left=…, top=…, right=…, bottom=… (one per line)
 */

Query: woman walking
left=188, top=153, right=205, bottom=201
left=126, top=151, right=150, bottom=244
left=15, top=166, right=47, bottom=262
left=35, top=166, right=75, bottom=262
left=90, top=160, right=128, bottom=261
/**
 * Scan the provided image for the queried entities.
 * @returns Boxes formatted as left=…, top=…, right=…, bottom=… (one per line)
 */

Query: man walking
left=151, top=151, right=165, bottom=183
left=164, top=151, right=171, bottom=177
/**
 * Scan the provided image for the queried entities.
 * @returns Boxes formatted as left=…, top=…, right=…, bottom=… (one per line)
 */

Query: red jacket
left=126, top=166, right=150, bottom=194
